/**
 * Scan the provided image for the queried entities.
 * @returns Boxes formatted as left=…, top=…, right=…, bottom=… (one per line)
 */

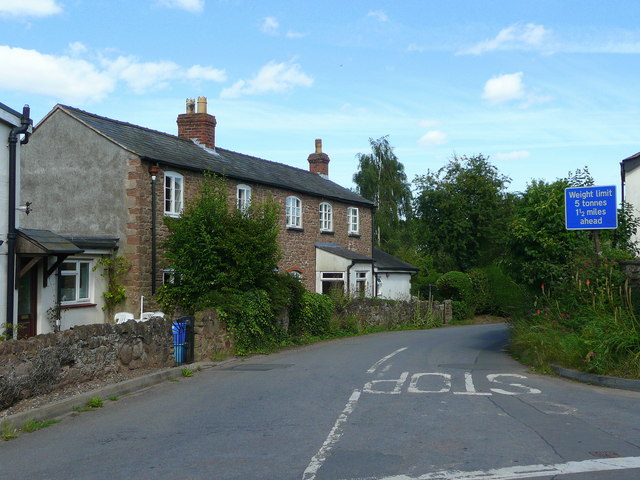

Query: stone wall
left=337, top=298, right=452, bottom=329
left=122, top=163, right=375, bottom=314
left=0, top=317, right=173, bottom=410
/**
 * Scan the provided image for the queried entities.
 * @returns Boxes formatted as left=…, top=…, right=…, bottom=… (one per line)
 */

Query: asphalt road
left=2, top=323, right=640, bottom=480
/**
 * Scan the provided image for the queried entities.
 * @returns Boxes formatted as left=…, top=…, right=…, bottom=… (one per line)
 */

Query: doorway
left=17, top=257, right=38, bottom=338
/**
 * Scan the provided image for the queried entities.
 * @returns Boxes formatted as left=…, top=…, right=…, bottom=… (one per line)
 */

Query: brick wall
left=120, top=161, right=373, bottom=308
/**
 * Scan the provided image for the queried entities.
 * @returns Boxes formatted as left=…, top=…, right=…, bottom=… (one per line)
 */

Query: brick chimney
left=177, top=96, right=217, bottom=149
left=307, top=139, right=330, bottom=177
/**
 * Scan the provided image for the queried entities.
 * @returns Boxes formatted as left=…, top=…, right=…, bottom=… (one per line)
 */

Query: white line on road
left=302, top=389, right=362, bottom=480
left=367, top=347, right=408, bottom=373
left=366, top=456, right=640, bottom=480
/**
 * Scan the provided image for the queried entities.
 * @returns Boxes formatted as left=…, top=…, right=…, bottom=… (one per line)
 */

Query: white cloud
left=261, top=16, right=279, bottom=35
left=0, top=46, right=114, bottom=102
left=103, top=56, right=227, bottom=93
left=0, top=45, right=226, bottom=103
left=156, top=0, right=204, bottom=13
left=482, top=72, right=525, bottom=104
left=186, top=64, right=227, bottom=82
left=0, top=0, right=62, bottom=17
left=461, top=23, right=551, bottom=55
left=286, top=30, right=306, bottom=39
left=220, top=60, right=313, bottom=99
left=102, top=56, right=182, bottom=94
left=492, top=150, right=531, bottom=162
left=67, top=41, right=88, bottom=57
left=367, top=10, right=389, bottom=22
left=418, top=130, right=447, bottom=147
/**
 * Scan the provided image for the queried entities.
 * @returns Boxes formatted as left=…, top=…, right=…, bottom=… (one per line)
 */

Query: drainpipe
left=6, top=105, right=32, bottom=337
left=149, top=164, right=159, bottom=295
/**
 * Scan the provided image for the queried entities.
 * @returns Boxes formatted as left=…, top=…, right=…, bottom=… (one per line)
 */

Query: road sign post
left=565, top=185, right=617, bottom=230
left=565, top=185, right=617, bottom=256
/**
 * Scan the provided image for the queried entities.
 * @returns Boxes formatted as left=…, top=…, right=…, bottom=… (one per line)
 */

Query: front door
left=17, top=258, right=38, bottom=339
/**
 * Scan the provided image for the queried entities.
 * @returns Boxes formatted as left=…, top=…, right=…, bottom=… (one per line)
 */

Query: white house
left=621, top=152, right=640, bottom=247
left=1, top=102, right=32, bottom=338
left=373, top=248, right=418, bottom=300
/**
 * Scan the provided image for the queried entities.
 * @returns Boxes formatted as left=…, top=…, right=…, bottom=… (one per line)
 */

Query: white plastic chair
left=114, top=312, right=134, bottom=324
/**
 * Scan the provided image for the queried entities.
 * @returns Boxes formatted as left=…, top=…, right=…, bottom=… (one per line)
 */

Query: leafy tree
left=413, top=154, right=513, bottom=272
left=158, top=174, right=281, bottom=313
left=353, top=136, right=413, bottom=252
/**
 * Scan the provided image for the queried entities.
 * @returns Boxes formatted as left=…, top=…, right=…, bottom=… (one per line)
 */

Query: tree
left=413, top=154, right=513, bottom=272
left=158, top=174, right=281, bottom=313
left=353, top=136, right=413, bottom=252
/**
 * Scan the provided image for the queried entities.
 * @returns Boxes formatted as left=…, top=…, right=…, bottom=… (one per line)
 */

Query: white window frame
left=162, top=269, right=176, bottom=285
left=164, top=171, right=184, bottom=217
left=60, top=259, right=92, bottom=305
left=286, top=196, right=302, bottom=228
left=319, top=202, right=333, bottom=232
left=356, top=271, right=367, bottom=296
left=237, top=184, right=252, bottom=212
left=347, top=207, right=359, bottom=234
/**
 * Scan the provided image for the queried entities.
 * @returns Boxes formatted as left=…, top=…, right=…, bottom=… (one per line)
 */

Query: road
left=2, top=323, right=640, bottom=479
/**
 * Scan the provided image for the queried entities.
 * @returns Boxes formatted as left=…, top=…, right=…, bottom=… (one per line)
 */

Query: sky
left=1, top=0, right=639, bottom=194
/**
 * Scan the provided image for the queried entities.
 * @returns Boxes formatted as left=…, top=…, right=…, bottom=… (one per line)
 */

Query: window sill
left=320, top=230, right=335, bottom=235
left=348, top=233, right=361, bottom=238
left=61, top=302, right=97, bottom=309
left=286, top=226, right=304, bottom=232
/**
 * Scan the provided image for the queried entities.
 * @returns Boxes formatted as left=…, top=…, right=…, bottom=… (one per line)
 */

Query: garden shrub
left=484, top=264, right=527, bottom=318
left=220, top=289, right=283, bottom=354
left=451, top=300, right=474, bottom=322
left=467, top=268, right=491, bottom=314
left=436, top=271, right=474, bottom=318
left=289, top=292, right=334, bottom=337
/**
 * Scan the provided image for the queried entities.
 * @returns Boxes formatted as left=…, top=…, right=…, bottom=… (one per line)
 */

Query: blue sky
left=2, top=0, right=639, bottom=194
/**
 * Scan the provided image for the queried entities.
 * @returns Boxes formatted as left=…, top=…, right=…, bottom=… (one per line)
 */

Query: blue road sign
left=565, top=185, right=617, bottom=230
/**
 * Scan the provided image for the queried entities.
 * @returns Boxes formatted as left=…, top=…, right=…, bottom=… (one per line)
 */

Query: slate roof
left=373, top=248, right=419, bottom=272
left=56, top=105, right=374, bottom=207
left=17, top=228, right=84, bottom=255
left=64, top=235, right=119, bottom=250
left=315, top=243, right=374, bottom=262
left=0, top=101, right=21, bottom=119
left=622, top=152, right=640, bottom=175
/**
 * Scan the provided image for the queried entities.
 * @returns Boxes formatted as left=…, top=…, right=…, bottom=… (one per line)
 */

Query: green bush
left=221, top=289, right=283, bottom=354
left=451, top=300, right=474, bottom=322
left=484, top=265, right=527, bottom=318
left=467, top=268, right=491, bottom=314
left=436, top=271, right=473, bottom=303
left=289, top=292, right=334, bottom=337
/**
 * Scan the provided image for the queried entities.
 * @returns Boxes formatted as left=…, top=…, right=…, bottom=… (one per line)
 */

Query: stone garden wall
left=339, top=298, right=452, bottom=328
left=0, top=317, right=173, bottom=410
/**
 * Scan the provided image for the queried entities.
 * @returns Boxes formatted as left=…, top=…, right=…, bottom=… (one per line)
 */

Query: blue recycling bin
left=172, top=322, right=187, bottom=363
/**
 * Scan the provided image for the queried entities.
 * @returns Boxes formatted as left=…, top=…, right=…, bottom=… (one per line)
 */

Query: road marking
left=487, top=374, right=542, bottom=395
left=369, top=456, right=640, bottom=479
left=408, top=373, right=451, bottom=393
left=367, top=347, right=408, bottom=373
left=302, top=389, right=361, bottom=480
left=365, top=372, right=410, bottom=394
left=454, top=371, right=492, bottom=396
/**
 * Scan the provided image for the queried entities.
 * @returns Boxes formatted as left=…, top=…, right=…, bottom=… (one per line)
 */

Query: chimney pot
left=197, top=96, right=207, bottom=114
left=315, top=138, right=322, bottom=153
left=186, top=98, right=195, bottom=114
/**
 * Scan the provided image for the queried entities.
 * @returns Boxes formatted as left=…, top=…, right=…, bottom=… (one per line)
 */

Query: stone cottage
left=19, top=97, right=403, bottom=335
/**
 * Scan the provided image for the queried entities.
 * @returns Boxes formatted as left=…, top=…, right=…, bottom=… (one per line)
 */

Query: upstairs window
left=60, top=260, right=91, bottom=305
left=286, top=196, right=302, bottom=228
left=237, top=184, right=252, bottom=212
left=319, top=202, right=333, bottom=232
left=164, top=172, right=183, bottom=216
left=347, top=207, right=359, bottom=235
